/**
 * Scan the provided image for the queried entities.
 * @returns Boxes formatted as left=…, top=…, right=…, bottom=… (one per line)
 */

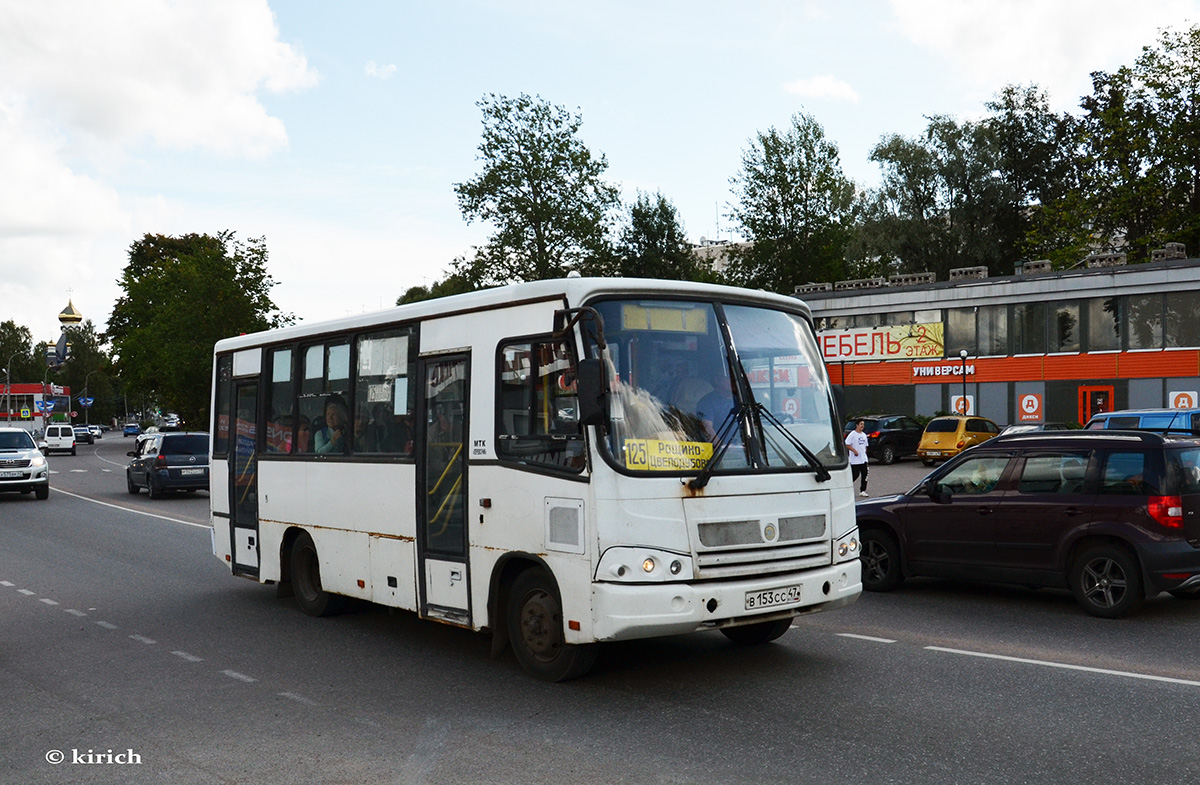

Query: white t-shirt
left=845, top=430, right=869, bottom=465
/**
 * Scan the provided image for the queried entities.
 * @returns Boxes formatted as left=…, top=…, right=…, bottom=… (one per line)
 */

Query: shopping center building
left=798, top=246, right=1200, bottom=426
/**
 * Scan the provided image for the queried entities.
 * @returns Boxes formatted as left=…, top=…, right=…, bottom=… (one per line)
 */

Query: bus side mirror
left=576, top=358, right=607, bottom=427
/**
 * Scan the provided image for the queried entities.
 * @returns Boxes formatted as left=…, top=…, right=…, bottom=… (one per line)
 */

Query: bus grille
left=694, top=514, right=830, bottom=579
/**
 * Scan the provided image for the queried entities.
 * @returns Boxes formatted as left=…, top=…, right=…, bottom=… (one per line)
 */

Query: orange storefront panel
left=1118, top=350, right=1199, bottom=378
left=1042, top=353, right=1119, bottom=380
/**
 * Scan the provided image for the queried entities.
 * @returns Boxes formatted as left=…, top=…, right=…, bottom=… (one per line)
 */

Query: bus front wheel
left=720, top=618, right=793, bottom=645
left=507, top=569, right=597, bottom=682
left=290, top=531, right=348, bottom=617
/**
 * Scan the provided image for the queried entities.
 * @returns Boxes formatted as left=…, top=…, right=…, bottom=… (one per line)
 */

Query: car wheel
left=879, top=444, right=896, bottom=465
left=290, top=531, right=349, bottom=617
left=35, top=485, right=49, bottom=500
left=1070, top=544, right=1144, bottom=618
left=921, top=458, right=936, bottom=466
left=127, top=472, right=139, bottom=494
left=148, top=478, right=163, bottom=499
left=861, top=528, right=905, bottom=591
left=70, top=446, right=76, bottom=456
left=720, top=618, right=793, bottom=645
left=507, top=568, right=597, bottom=682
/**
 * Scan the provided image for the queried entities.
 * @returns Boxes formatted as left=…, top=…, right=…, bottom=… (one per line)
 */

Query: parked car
left=123, top=422, right=141, bottom=437
left=998, top=422, right=1071, bottom=436
left=73, top=425, right=94, bottom=445
left=1085, top=407, right=1200, bottom=434
left=844, top=414, right=924, bottom=464
left=43, top=424, right=76, bottom=456
left=0, top=427, right=50, bottom=500
left=856, top=430, right=1200, bottom=617
left=88, top=425, right=103, bottom=440
left=916, top=415, right=1000, bottom=465
left=126, top=431, right=210, bottom=498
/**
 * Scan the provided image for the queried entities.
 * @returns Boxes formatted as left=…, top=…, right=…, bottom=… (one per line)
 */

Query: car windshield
left=0, top=431, right=35, bottom=450
left=925, top=419, right=960, bottom=433
left=162, top=435, right=209, bottom=455
left=588, top=298, right=843, bottom=476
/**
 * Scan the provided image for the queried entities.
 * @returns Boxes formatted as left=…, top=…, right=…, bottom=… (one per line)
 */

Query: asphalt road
left=2, top=440, right=1199, bottom=784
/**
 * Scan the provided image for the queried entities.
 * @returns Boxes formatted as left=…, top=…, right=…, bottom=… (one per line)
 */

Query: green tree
left=1079, top=24, right=1200, bottom=261
left=108, top=232, right=292, bottom=426
left=453, top=93, right=621, bottom=284
left=396, top=271, right=477, bottom=305
left=616, top=191, right=709, bottom=280
left=726, top=112, right=856, bottom=292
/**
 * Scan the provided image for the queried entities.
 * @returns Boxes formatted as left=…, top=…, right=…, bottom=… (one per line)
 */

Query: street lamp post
left=959, top=349, right=969, bottom=415
left=4, top=350, right=20, bottom=425
left=83, top=370, right=98, bottom=427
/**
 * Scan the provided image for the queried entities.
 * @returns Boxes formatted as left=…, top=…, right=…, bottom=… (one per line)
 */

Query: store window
left=1086, top=297, right=1120, bottom=352
left=1126, top=295, right=1163, bottom=350
left=945, top=307, right=976, bottom=356
left=1051, top=302, right=1080, bottom=352
left=977, top=304, right=1008, bottom=356
left=1165, top=291, right=1200, bottom=348
left=1013, top=301, right=1047, bottom=354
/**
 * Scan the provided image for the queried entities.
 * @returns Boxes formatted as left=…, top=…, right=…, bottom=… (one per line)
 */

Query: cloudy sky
left=1, top=0, right=1196, bottom=342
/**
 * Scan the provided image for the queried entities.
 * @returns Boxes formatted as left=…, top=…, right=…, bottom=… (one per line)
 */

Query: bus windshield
left=588, top=298, right=844, bottom=475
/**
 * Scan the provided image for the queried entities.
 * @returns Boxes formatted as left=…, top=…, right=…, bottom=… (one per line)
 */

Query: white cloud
left=365, top=60, right=398, bottom=80
left=0, top=0, right=317, bottom=157
left=0, top=0, right=320, bottom=339
left=886, top=0, right=1198, bottom=109
left=783, top=75, right=861, bottom=103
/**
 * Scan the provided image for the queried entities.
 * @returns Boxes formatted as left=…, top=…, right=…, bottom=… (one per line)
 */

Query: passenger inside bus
left=315, top=395, right=350, bottom=454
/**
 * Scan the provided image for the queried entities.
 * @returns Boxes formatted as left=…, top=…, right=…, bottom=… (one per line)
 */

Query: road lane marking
left=838, top=633, right=896, bottom=643
left=18, top=589, right=35, bottom=595
left=51, top=487, right=211, bottom=530
left=96, top=621, right=118, bottom=630
left=130, top=634, right=157, bottom=645
left=65, top=609, right=87, bottom=617
left=279, top=692, right=318, bottom=706
left=0, top=581, right=13, bottom=586
left=39, top=598, right=59, bottom=606
left=926, top=646, right=1200, bottom=688
left=172, top=651, right=204, bottom=662
left=222, top=670, right=258, bottom=683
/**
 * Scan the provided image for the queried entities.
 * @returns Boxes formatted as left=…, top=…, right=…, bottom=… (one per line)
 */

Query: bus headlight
left=597, top=548, right=694, bottom=582
left=834, top=529, right=860, bottom=562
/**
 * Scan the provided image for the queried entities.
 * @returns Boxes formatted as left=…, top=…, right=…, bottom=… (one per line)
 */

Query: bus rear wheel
left=507, top=569, right=597, bottom=682
left=290, top=531, right=348, bottom=617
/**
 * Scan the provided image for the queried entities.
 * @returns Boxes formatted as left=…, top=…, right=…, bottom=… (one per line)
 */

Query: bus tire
left=290, top=531, right=349, bottom=617
left=507, top=568, right=597, bottom=682
left=720, top=617, right=793, bottom=645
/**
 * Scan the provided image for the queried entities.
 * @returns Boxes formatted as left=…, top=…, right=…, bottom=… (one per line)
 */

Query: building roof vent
left=888, top=271, right=935, bottom=286
left=794, top=282, right=833, bottom=294
left=1020, top=259, right=1052, bottom=275
left=1084, top=252, right=1127, bottom=268
left=949, top=265, right=988, bottom=281
left=1151, top=243, right=1187, bottom=262
left=833, top=277, right=887, bottom=291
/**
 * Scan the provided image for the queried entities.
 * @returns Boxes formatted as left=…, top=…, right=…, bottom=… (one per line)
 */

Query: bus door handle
left=450, top=569, right=462, bottom=583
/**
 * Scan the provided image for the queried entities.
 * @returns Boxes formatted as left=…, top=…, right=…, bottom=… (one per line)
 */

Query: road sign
left=20, top=408, right=30, bottom=418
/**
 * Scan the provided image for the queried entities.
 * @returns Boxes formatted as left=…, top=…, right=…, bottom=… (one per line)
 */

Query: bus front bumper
left=587, top=559, right=862, bottom=642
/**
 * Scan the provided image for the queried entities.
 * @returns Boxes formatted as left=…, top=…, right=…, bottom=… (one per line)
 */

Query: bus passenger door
left=230, top=381, right=260, bottom=577
left=418, top=353, right=470, bottom=625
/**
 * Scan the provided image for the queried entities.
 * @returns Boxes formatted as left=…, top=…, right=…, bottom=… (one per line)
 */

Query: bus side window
left=497, top=338, right=585, bottom=471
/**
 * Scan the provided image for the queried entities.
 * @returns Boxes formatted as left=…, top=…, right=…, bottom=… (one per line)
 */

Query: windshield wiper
left=686, top=403, right=748, bottom=491
left=755, top=404, right=831, bottom=483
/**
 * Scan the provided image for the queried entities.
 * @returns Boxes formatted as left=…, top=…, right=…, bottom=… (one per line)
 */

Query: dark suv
left=126, top=432, right=210, bottom=498
left=844, top=414, right=923, bottom=464
left=855, top=430, right=1200, bottom=617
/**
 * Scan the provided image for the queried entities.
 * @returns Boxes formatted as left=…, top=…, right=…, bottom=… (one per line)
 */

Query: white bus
left=210, top=277, right=861, bottom=680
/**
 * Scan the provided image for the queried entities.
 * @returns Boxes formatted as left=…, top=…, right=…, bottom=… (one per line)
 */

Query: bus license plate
left=0, top=470, right=22, bottom=479
left=745, top=584, right=802, bottom=611
left=180, top=468, right=205, bottom=476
